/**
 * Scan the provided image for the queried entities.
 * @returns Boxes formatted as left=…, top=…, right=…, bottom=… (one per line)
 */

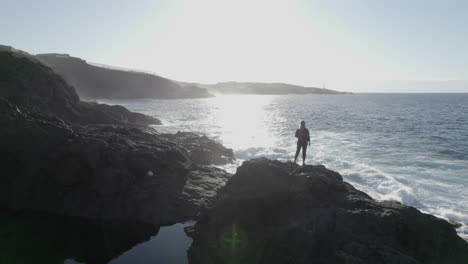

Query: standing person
left=294, top=121, right=310, bottom=165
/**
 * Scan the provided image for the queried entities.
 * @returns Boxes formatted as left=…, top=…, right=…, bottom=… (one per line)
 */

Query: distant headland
left=36, top=52, right=212, bottom=100
left=0, top=45, right=350, bottom=100
left=36, top=52, right=349, bottom=99
left=179, top=81, right=350, bottom=95
left=18, top=46, right=346, bottom=100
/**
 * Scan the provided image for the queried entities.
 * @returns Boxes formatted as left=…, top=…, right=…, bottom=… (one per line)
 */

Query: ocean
left=101, top=93, right=468, bottom=242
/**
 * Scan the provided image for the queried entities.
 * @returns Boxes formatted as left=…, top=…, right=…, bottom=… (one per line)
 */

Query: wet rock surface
left=160, top=131, right=235, bottom=165
left=187, top=158, right=468, bottom=264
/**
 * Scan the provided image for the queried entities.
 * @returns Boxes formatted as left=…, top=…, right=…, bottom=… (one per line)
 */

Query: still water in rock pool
left=0, top=210, right=191, bottom=264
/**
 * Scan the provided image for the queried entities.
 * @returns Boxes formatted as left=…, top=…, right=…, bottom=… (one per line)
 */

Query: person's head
left=300, top=121, right=305, bottom=128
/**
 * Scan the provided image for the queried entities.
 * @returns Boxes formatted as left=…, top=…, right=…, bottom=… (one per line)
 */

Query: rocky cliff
left=0, top=49, right=160, bottom=125
left=36, top=53, right=213, bottom=99
left=187, top=158, right=468, bottom=264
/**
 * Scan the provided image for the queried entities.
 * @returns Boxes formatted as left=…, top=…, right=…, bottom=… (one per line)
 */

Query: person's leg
left=302, top=143, right=308, bottom=165
left=294, top=142, right=301, bottom=163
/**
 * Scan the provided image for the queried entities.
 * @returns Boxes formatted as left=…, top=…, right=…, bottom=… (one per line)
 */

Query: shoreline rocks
left=0, top=97, right=232, bottom=224
left=0, top=47, right=233, bottom=226
left=187, top=158, right=468, bottom=264
left=160, top=131, right=235, bottom=165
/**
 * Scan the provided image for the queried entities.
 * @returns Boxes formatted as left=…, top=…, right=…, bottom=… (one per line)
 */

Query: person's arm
left=295, top=129, right=299, bottom=138
left=307, top=129, right=311, bottom=146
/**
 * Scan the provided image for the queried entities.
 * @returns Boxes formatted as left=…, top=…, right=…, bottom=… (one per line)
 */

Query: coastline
left=1, top=46, right=467, bottom=263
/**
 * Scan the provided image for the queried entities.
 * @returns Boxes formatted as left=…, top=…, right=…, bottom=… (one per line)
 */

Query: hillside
left=0, top=47, right=160, bottom=125
left=36, top=53, right=212, bottom=100
left=34, top=50, right=347, bottom=98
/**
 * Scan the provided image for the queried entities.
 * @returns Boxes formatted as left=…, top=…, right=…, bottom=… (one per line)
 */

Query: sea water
left=101, top=93, right=468, bottom=241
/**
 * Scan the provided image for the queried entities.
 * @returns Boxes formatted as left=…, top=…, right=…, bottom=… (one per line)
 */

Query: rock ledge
left=187, top=158, right=468, bottom=264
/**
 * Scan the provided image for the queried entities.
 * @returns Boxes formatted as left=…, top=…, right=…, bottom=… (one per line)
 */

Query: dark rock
left=160, top=131, right=235, bottom=165
left=187, top=158, right=468, bottom=264
left=0, top=50, right=160, bottom=126
left=36, top=53, right=213, bottom=100
left=78, top=102, right=161, bottom=125
left=182, top=166, right=232, bottom=215
left=448, top=219, right=463, bottom=229
left=0, top=97, right=230, bottom=224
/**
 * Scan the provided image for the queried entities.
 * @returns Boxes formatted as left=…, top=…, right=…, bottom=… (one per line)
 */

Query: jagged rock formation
left=181, top=81, right=350, bottom=95
left=36, top=53, right=213, bottom=100
left=187, top=158, right=468, bottom=264
left=0, top=96, right=231, bottom=224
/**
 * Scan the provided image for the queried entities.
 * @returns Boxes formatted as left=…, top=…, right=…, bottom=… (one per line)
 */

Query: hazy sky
left=1, top=0, right=467, bottom=92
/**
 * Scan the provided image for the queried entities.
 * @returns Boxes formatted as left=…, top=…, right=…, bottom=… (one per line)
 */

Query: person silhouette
left=294, top=121, right=310, bottom=165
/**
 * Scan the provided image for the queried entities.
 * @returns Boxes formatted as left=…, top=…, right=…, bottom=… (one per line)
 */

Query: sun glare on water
left=210, top=95, right=277, bottom=151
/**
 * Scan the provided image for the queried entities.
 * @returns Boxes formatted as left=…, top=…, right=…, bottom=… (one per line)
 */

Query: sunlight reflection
left=211, top=95, right=277, bottom=150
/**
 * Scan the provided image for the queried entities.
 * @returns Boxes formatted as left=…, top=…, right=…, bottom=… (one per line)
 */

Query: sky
left=1, top=0, right=467, bottom=92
